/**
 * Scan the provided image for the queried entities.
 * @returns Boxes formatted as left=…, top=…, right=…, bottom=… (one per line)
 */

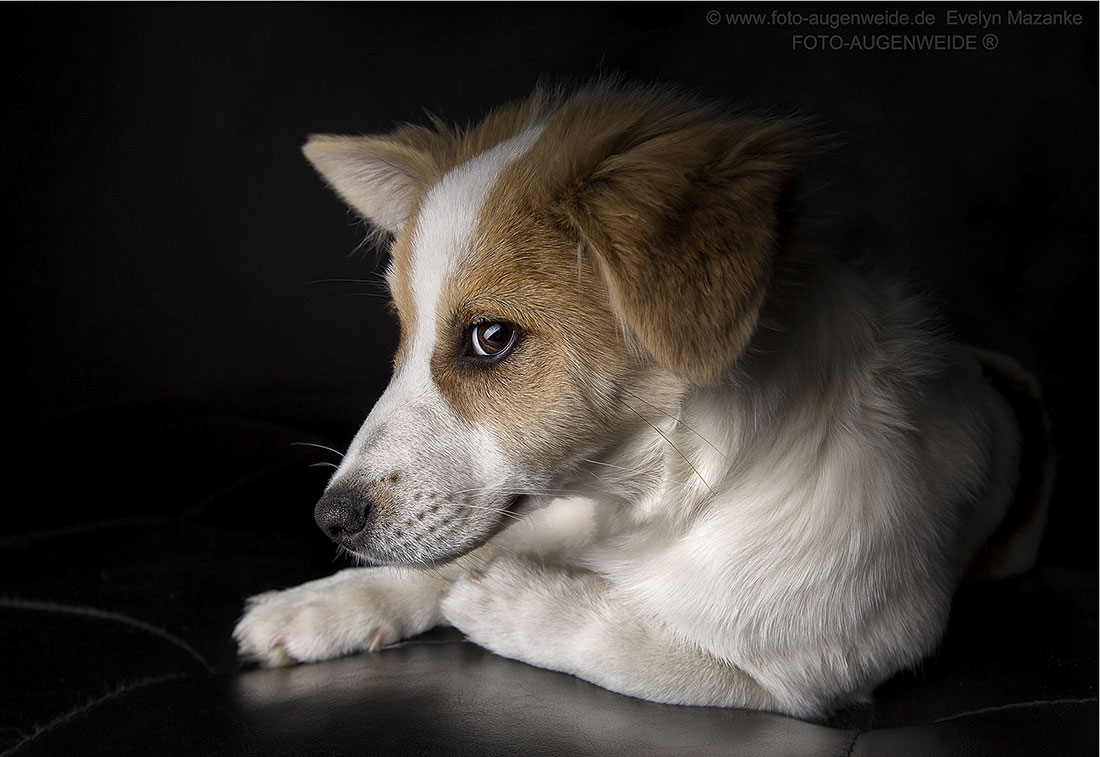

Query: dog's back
left=965, top=351, right=1053, bottom=581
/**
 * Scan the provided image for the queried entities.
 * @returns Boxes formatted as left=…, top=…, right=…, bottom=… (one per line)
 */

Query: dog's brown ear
left=303, top=126, right=449, bottom=234
left=563, top=115, right=808, bottom=383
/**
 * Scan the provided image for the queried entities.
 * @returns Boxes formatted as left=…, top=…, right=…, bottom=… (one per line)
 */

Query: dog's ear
left=563, top=115, right=808, bottom=383
left=302, top=126, right=447, bottom=234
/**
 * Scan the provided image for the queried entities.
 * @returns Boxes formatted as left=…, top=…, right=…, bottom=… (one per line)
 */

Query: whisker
left=578, top=466, right=608, bottom=487
left=305, top=278, right=387, bottom=287
left=619, top=386, right=728, bottom=460
left=576, top=457, right=697, bottom=494
left=292, top=442, right=345, bottom=459
left=306, top=276, right=391, bottom=297
left=304, top=284, right=350, bottom=307
left=346, top=292, right=394, bottom=299
left=442, top=502, right=526, bottom=524
left=620, top=399, right=717, bottom=498
left=578, top=457, right=640, bottom=473
left=449, top=485, right=595, bottom=498
left=303, top=277, right=391, bottom=306
left=308, top=462, right=339, bottom=470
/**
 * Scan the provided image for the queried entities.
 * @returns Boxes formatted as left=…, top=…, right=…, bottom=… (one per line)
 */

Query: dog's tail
left=964, top=351, right=1055, bottom=582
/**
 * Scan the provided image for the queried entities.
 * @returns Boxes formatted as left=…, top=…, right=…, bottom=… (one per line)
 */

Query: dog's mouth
left=503, top=493, right=528, bottom=517
left=339, top=493, right=530, bottom=568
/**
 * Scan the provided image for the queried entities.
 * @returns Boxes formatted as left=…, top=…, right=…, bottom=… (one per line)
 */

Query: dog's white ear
left=303, top=131, right=444, bottom=234
left=563, top=114, right=810, bottom=383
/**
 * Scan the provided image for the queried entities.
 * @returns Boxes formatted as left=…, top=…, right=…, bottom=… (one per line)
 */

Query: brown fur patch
left=429, top=204, right=638, bottom=473
left=385, top=232, right=418, bottom=370
left=543, top=87, right=814, bottom=383
left=373, top=84, right=816, bottom=466
left=334, top=84, right=817, bottom=465
left=371, top=85, right=816, bottom=382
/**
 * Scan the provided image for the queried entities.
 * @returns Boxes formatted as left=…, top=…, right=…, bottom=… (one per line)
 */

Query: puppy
left=234, top=83, right=1051, bottom=720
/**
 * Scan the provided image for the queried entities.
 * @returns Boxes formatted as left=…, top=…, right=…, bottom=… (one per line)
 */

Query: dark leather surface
left=2, top=409, right=1096, bottom=756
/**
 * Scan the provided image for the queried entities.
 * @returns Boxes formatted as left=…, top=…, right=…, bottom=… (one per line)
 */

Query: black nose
left=314, top=489, right=369, bottom=544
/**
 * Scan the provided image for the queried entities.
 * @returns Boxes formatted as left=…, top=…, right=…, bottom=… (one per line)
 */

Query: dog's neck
left=566, top=254, right=942, bottom=535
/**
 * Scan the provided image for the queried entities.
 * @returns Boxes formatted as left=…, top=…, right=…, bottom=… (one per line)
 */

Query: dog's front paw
left=441, top=556, right=603, bottom=668
left=234, top=583, right=392, bottom=668
left=233, top=568, right=446, bottom=667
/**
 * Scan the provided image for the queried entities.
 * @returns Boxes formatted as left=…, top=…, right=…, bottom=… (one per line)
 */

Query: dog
left=233, top=82, right=1052, bottom=720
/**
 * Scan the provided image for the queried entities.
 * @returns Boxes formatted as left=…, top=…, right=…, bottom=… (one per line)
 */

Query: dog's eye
left=470, top=321, right=519, bottom=359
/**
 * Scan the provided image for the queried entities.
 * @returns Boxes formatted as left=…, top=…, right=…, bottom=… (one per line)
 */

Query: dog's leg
left=234, top=565, right=457, bottom=666
left=441, top=554, right=780, bottom=712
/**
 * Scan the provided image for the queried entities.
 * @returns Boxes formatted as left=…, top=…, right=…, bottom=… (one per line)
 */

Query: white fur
left=235, top=123, right=1032, bottom=720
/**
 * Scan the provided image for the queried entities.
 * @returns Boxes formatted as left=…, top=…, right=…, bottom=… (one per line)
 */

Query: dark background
left=3, top=4, right=1096, bottom=566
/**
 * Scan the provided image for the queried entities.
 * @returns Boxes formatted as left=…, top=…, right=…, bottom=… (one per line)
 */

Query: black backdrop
left=3, top=3, right=1096, bottom=566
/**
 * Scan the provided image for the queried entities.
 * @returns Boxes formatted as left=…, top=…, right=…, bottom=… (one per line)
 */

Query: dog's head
left=304, top=84, right=808, bottom=565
